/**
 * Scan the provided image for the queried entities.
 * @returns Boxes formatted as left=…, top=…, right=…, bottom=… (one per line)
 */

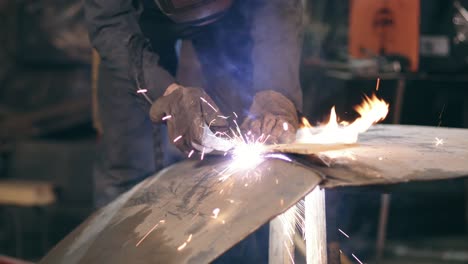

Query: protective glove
left=241, top=90, right=299, bottom=144
left=150, top=85, right=228, bottom=153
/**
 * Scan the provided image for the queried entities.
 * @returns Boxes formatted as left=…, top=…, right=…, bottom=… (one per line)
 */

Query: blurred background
left=0, top=0, right=468, bottom=263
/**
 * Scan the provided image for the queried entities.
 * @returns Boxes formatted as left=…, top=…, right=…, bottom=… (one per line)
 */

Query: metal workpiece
left=40, top=158, right=322, bottom=264
left=316, top=125, right=468, bottom=188
left=40, top=125, right=468, bottom=264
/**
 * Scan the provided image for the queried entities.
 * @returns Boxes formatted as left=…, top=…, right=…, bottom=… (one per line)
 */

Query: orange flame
left=296, top=94, right=389, bottom=144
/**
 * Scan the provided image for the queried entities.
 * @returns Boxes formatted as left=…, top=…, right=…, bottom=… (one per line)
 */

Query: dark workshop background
left=0, top=0, right=468, bottom=263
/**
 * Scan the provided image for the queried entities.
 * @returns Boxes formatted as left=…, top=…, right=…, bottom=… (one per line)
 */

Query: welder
left=85, top=0, right=303, bottom=205
left=85, top=0, right=303, bottom=260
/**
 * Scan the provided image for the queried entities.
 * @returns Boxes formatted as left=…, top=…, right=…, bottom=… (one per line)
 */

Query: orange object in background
left=349, top=0, right=420, bottom=72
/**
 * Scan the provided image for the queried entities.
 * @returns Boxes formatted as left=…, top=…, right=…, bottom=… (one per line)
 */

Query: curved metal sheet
left=40, top=158, right=322, bottom=264
left=313, top=125, right=468, bottom=187
left=40, top=125, right=468, bottom=263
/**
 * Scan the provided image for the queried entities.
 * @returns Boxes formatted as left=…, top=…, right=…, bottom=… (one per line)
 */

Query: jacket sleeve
left=250, top=0, right=304, bottom=111
left=84, top=0, right=175, bottom=98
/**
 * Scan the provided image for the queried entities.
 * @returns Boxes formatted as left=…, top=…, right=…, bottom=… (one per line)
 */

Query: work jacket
left=84, top=0, right=303, bottom=117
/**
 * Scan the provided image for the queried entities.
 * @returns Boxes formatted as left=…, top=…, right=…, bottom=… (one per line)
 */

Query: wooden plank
left=305, top=188, right=327, bottom=264
left=0, top=180, right=55, bottom=206
left=269, top=212, right=295, bottom=264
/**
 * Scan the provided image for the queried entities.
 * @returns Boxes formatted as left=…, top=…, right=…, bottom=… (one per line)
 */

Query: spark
left=219, top=189, right=224, bottom=194
left=277, top=203, right=309, bottom=264
left=201, top=148, right=205, bottom=160
left=212, top=208, right=220, bottom=219
left=338, top=228, right=350, bottom=238
left=202, top=114, right=290, bottom=182
left=200, top=97, right=218, bottom=112
left=135, top=77, right=153, bottom=103
left=173, top=135, right=182, bottom=143
left=283, top=122, right=289, bottom=131
left=264, top=153, right=292, bottom=162
left=162, top=115, right=172, bottom=121
left=284, top=241, right=295, bottom=264
left=435, top=137, right=444, bottom=146
left=279, top=200, right=306, bottom=240
left=276, top=179, right=279, bottom=184
left=295, top=201, right=306, bottom=238
left=232, top=120, right=245, bottom=142
left=375, top=77, right=381, bottom=91
left=208, top=119, right=217, bottom=127
left=136, top=220, right=165, bottom=247
left=438, top=104, right=446, bottom=127
left=177, top=233, right=194, bottom=251
left=279, top=206, right=299, bottom=245
left=217, top=115, right=230, bottom=119
left=228, top=199, right=234, bottom=204
left=244, top=183, right=248, bottom=187
left=177, top=242, right=187, bottom=251
left=352, top=253, right=364, bottom=264
left=228, top=142, right=266, bottom=170
left=378, top=157, right=383, bottom=161
left=188, top=150, right=194, bottom=158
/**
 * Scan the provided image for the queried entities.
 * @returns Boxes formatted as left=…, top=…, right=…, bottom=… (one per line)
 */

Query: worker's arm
left=84, top=0, right=175, bottom=99
left=241, top=0, right=304, bottom=144
left=85, top=0, right=227, bottom=152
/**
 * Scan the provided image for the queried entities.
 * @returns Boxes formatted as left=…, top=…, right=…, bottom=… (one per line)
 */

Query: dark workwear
left=85, top=0, right=303, bottom=262
left=154, top=0, right=233, bottom=24
left=85, top=0, right=303, bottom=206
left=150, top=85, right=228, bottom=153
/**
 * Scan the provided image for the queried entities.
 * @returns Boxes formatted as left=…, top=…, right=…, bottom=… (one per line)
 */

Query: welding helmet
left=155, top=0, right=233, bottom=25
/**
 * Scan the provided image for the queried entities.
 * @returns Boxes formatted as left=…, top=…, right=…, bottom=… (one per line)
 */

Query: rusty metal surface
left=40, top=125, right=468, bottom=264
left=40, top=158, right=322, bottom=264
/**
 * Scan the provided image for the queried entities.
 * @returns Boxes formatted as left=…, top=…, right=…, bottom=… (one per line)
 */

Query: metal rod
left=392, top=77, right=406, bottom=124
left=375, top=77, right=406, bottom=262
left=376, top=194, right=391, bottom=262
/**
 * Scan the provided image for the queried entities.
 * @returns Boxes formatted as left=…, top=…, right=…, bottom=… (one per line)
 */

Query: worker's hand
left=241, top=90, right=299, bottom=144
left=150, top=84, right=228, bottom=153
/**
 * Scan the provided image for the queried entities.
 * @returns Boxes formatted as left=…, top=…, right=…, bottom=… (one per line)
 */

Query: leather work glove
left=150, top=85, right=228, bottom=153
left=241, top=90, right=299, bottom=144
